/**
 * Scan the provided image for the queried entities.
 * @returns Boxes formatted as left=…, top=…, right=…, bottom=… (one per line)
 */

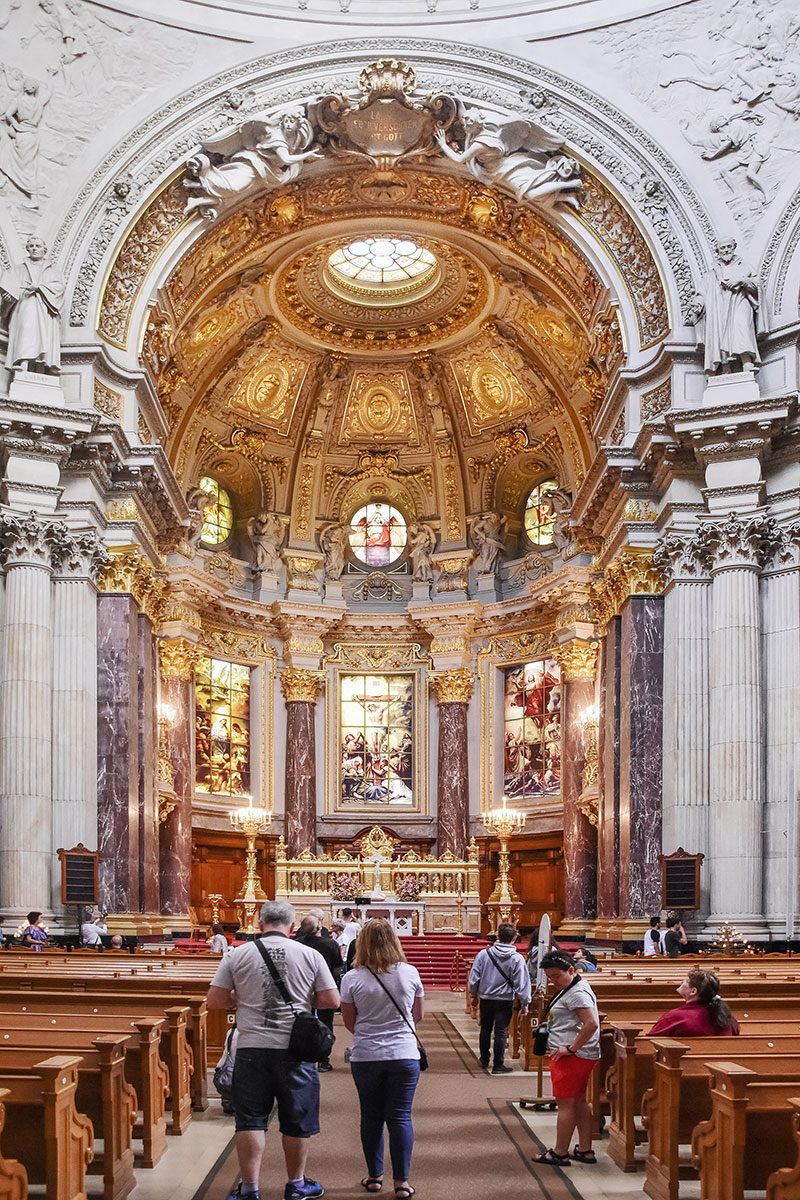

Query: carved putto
left=435, top=104, right=582, bottom=211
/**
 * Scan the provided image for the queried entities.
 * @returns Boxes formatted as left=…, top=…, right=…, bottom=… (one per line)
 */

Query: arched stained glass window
left=524, top=480, right=558, bottom=546
left=349, top=502, right=407, bottom=567
left=199, top=476, right=233, bottom=546
left=503, top=659, right=561, bottom=800
left=195, top=657, right=251, bottom=796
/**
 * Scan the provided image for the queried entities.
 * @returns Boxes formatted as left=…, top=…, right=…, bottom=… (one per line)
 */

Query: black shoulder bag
left=367, top=968, right=428, bottom=1071
left=532, top=975, right=582, bottom=1057
left=254, top=938, right=335, bottom=1063
left=487, top=950, right=521, bottom=997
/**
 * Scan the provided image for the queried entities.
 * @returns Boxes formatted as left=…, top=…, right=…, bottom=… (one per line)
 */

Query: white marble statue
left=435, top=107, right=582, bottom=210
left=183, top=106, right=321, bottom=219
left=1, top=235, right=64, bottom=373
left=247, top=510, right=285, bottom=574
left=320, top=522, right=349, bottom=581
left=692, top=237, right=760, bottom=374
left=470, top=511, right=507, bottom=575
left=0, top=66, right=54, bottom=207
left=407, top=522, right=436, bottom=582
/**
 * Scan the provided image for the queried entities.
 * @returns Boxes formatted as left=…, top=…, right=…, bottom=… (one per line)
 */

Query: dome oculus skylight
left=328, top=238, right=437, bottom=285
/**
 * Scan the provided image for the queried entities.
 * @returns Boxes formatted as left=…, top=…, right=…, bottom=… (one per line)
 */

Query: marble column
left=51, top=532, right=107, bottom=912
left=97, top=592, right=140, bottom=914
left=280, top=668, right=323, bottom=856
left=138, top=614, right=160, bottom=914
left=597, top=617, right=621, bottom=919
left=0, top=515, right=57, bottom=920
left=706, top=514, right=775, bottom=935
left=159, top=639, right=198, bottom=918
left=555, top=640, right=599, bottom=922
left=761, top=539, right=800, bottom=939
left=654, top=531, right=712, bottom=913
left=431, top=669, right=473, bottom=858
left=618, top=594, right=664, bottom=919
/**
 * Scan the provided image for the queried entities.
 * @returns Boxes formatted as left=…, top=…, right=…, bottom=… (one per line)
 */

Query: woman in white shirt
left=208, top=923, right=229, bottom=954
left=341, top=919, right=424, bottom=1199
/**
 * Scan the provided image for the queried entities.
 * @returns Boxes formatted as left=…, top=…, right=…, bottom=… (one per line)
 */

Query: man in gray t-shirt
left=207, top=900, right=339, bottom=1200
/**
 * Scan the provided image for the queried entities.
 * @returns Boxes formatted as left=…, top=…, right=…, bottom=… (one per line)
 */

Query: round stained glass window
left=199, top=476, right=233, bottom=546
left=524, top=481, right=558, bottom=547
left=349, top=502, right=407, bottom=567
left=328, top=238, right=436, bottom=285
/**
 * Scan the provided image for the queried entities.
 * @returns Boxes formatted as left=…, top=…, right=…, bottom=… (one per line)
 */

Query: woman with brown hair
left=648, top=968, right=740, bottom=1037
left=340, top=919, right=424, bottom=1198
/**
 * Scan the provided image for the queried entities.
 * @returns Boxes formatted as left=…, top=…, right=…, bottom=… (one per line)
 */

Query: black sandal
left=533, top=1149, right=571, bottom=1166
left=394, top=1187, right=415, bottom=1198
left=361, top=1181, right=382, bottom=1193
left=571, top=1147, right=597, bottom=1163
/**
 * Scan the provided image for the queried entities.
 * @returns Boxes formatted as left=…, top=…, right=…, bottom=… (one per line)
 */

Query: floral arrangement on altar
left=394, top=873, right=423, bottom=902
left=329, top=873, right=363, bottom=903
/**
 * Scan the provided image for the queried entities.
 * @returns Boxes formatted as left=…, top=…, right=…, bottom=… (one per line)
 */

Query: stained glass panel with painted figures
left=195, top=656, right=251, bottom=796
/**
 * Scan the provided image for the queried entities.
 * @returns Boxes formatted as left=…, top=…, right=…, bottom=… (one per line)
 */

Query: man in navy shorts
left=207, top=899, right=340, bottom=1200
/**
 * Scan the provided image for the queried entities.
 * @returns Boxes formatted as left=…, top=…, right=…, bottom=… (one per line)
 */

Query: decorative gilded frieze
left=329, top=643, right=426, bottom=669
left=287, top=633, right=325, bottom=658
left=285, top=554, right=320, bottom=591
left=106, top=498, right=139, bottom=522
left=280, top=667, right=324, bottom=704
left=159, top=637, right=202, bottom=680
left=433, top=555, right=470, bottom=592
left=479, top=630, right=554, bottom=664
left=294, top=465, right=316, bottom=541
left=200, top=624, right=276, bottom=663
left=430, top=635, right=468, bottom=657
left=94, top=380, right=123, bottom=420
left=430, top=668, right=474, bottom=705
left=641, top=379, right=671, bottom=422
left=554, top=638, right=599, bottom=681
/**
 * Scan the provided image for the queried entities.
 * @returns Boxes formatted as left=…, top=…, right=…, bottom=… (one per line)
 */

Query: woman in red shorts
left=532, top=951, right=601, bottom=1168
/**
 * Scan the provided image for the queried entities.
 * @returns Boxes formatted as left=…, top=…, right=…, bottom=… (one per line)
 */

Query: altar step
left=399, top=934, right=487, bottom=988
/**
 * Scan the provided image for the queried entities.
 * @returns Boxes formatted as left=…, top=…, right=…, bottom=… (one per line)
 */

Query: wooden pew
left=0, top=1055, right=93, bottom=1200
left=0, top=1035, right=136, bottom=1200
left=0, top=985, right=205, bottom=1111
left=643, top=1042, right=800, bottom=1200
left=0, top=1018, right=167, bottom=1167
left=767, top=1097, right=800, bottom=1200
left=0, top=998, right=194, bottom=1133
left=0, top=1088, right=27, bottom=1200
left=692, top=1062, right=800, bottom=1200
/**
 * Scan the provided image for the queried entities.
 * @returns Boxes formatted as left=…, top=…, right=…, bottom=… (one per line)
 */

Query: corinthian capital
left=430, top=668, right=474, bottom=705
left=702, top=513, right=781, bottom=571
left=553, top=638, right=598, bottom=681
left=0, top=512, right=62, bottom=569
left=51, top=529, right=109, bottom=580
left=159, top=637, right=202, bottom=680
left=280, top=667, right=324, bottom=704
left=653, top=530, right=713, bottom=583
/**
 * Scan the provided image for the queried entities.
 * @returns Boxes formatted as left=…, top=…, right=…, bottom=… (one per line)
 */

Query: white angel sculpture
left=471, top=512, right=508, bottom=575
left=320, top=522, right=349, bottom=581
left=407, top=522, right=436, bottom=583
left=435, top=107, right=582, bottom=210
left=247, top=511, right=285, bottom=575
left=183, top=106, right=321, bottom=219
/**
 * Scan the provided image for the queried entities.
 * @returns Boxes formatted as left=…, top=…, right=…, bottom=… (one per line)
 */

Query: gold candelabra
left=207, top=894, right=225, bottom=924
left=581, top=704, right=600, bottom=791
left=229, top=797, right=273, bottom=934
left=455, top=877, right=465, bottom=937
left=483, top=797, right=526, bottom=927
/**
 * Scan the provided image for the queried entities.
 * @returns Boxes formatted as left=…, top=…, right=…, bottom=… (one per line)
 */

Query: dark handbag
left=213, top=1025, right=236, bottom=1096
left=367, top=968, right=428, bottom=1071
left=254, top=939, right=336, bottom=1063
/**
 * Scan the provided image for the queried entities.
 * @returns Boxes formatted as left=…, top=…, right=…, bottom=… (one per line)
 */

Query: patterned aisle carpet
left=193, top=1010, right=584, bottom=1200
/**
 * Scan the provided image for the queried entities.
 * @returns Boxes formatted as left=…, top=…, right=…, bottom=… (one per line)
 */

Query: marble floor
left=96, top=993, right=683, bottom=1200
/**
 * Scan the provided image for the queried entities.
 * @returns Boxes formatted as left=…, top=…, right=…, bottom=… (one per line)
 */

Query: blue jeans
left=350, top=1059, right=420, bottom=1180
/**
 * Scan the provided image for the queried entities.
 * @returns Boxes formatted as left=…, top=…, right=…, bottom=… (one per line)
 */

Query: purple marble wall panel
left=285, top=701, right=316, bottom=856
left=138, top=616, right=159, bottom=913
left=619, top=595, right=664, bottom=918
left=597, top=618, right=621, bottom=919
left=562, top=676, right=598, bottom=920
left=97, top=594, right=139, bottom=914
left=437, top=702, right=469, bottom=857
left=160, top=674, right=192, bottom=916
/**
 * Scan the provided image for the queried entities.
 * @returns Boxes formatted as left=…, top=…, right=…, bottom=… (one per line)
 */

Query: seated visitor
left=648, top=969, right=740, bottom=1037
left=21, top=911, right=47, bottom=951
left=209, top=923, right=229, bottom=954
left=572, top=947, right=597, bottom=973
left=110, top=934, right=124, bottom=950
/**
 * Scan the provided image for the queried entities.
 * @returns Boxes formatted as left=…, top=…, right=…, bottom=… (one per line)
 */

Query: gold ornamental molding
left=281, top=667, right=325, bottom=704
left=553, top=638, right=599, bottom=681
left=97, top=547, right=166, bottom=624
left=429, top=668, right=474, bottom=705
left=592, top=548, right=665, bottom=631
left=159, top=637, right=202, bottom=680
left=328, top=643, right=426, bottom=669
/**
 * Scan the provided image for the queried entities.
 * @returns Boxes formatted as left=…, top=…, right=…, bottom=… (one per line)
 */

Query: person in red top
left=648, top=969, right=740, bottom=1037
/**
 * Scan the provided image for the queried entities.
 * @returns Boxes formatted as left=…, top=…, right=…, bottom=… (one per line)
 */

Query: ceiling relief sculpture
left=339, top=372, right=420, bottom=446
left=224, top=350, right=311, bottom=435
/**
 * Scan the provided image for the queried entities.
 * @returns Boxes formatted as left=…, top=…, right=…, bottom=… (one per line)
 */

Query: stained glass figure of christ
left=349, top=502, right=407, bottom=568
left=340, top=674, right=413, bottom=807
left=503, top=659, right=561, bottom=800
left=195, top=657, right=251, bottom=796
